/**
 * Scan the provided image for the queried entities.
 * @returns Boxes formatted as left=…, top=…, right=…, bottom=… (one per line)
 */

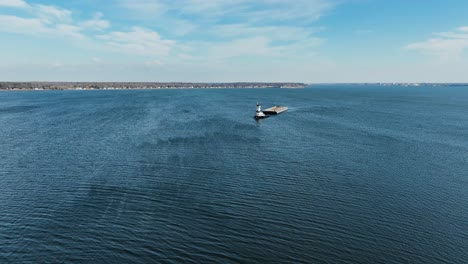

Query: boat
left=254, top=102, right=288, bottom=119
left=255, top=102, right=267, bottom=119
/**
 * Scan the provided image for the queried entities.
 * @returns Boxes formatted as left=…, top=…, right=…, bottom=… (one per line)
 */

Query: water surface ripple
left=1, top=86, right=467, bottom=263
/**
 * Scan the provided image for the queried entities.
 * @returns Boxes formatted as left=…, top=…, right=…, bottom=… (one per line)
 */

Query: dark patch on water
left=0, top=105, right=40, bottom=113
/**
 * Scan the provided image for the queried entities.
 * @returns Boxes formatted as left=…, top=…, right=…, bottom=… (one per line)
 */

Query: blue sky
left=1, top=0, right=468, bottom=82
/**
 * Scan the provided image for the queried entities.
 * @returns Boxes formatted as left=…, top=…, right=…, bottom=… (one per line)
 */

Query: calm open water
left=0, top=85, right=467, bottom=263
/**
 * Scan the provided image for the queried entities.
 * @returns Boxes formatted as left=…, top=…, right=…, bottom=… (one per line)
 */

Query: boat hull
left=254, top=115, right=269, bottom=119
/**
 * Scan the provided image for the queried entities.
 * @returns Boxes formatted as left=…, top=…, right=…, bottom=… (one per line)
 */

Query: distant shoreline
left=0, top=82, right=307, bottom=91
left=1, top=82, right=467, bottom=91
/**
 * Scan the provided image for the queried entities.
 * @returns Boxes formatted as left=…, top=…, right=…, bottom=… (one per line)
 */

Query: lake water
left=1, top=85, right=467, bottom=263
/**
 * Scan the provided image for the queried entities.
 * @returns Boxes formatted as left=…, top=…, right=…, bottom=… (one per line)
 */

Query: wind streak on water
left=0, top=86, right=467, bottom=263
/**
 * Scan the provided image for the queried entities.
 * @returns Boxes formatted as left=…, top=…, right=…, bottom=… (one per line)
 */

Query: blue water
left=1, top=85, right=467, bottom=263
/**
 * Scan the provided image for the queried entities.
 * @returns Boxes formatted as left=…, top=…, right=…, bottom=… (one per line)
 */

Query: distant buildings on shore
left=0, top=82, right=307, bottom=90
left=1, top=82, right=467, bottom=91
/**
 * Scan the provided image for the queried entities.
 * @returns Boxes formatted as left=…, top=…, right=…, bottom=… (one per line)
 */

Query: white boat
left=255, top=102, right=267, bottom=119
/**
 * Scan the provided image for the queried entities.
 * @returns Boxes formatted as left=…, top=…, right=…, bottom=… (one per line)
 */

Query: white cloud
left=0, top=15, right=43, bottom=34
left=164, top=0, right=333, bottom=21
left=0, top=2, right=112, bottom=39
left=35, top=4, right=72, bottom=24
left=0, top=0, right=28, bottom=8
left=117, top=0, right=337, bottom=38
left=173, top=0, right=248, bottom=17
left=119, top=0, right=337, bottom=22
left=118, top=0, right=167, bottom=14
left=170, top=20, right=197, bottom=36
left=406, top=26, right=468, bottom=60
left=0, top=1, right=173, bottom=59
left=55, top=23, right=84, bottom=39
left=210, top=37, right=273, bottom=58
left=240, top=0, right=336, bottom=22
left=194, top=36, right=323, bottom=60
left=98, top=27, right=176, bottom=57
left=212, top=24, right=321, bottom=41
left=0, top=2, right=80, bottom=38
left=0, top=0, right=341, bottom=80
left=0, top=14, right=84, bottom=38
left=81, top=12, right=110, bottom=31
left=116, top=0, right=333, bottom=60
left=117, top=0, right=197, bottom=36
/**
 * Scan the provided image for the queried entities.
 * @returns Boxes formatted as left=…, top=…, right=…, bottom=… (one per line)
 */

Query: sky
left=1, top=0, right=468, bottom=82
